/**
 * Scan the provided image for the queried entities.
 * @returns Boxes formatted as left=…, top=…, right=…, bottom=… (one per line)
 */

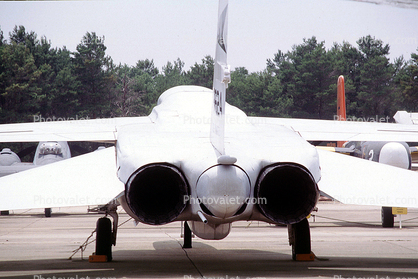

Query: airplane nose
left=379, top=142, right=410, bottom=169
left=196, top=165, right=250, bottom=219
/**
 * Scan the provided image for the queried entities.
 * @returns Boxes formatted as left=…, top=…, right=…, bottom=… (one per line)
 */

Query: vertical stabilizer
left=211, top=0, right=230, bottom=156
left=337, top=75, right=346, bottom=147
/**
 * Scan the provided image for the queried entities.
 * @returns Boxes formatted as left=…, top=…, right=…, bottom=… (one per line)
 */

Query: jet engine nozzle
left=196, top=165, right=250, bottom=219
left=379, top=142, right=410, bottom=169
left=255, top=163, right=319, bottom=225
left=125, top=163, right=189, bottom=225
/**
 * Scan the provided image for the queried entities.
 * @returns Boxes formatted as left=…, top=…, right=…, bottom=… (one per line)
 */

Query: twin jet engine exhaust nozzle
left=125, top=162, right=319, bottom=226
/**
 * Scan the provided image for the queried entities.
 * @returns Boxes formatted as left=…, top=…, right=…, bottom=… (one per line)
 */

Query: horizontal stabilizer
left=0, top=147, right=124, bottom=211
left=318, top=148, right=418, bottom=208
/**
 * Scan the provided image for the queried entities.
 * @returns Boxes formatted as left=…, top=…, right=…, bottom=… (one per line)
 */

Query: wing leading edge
left=251, top=117, right=418, bottom=142
left=0, top=116, right=149, bottom=143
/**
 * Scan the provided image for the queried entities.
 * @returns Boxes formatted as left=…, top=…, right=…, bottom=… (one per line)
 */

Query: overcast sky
left=1, top=0, right=417, bottom=73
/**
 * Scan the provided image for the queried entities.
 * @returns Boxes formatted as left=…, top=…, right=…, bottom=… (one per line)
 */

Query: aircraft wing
left=251, top=117, right=418, bottom=142
left=0, top=116, right=148, bottom=143
left=346, top=0, right=418, bottom=10
left=317, top=148, right=418, bottom=208
left=0, top=146, right=124, bottom=211
left=4, top=116, right=418, bottom=143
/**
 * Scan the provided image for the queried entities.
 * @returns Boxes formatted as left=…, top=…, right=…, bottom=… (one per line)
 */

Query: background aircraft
left=0, top=141, right=71, bottom=177
left=318, top=76, right=417, bottom=227
left=0, top=141, right=71, bottom=217
left=394, top=111, right=418, bottom=125
left=0, top=141, right=103, bottom=216
left=1, top=0, right=418, bottom=263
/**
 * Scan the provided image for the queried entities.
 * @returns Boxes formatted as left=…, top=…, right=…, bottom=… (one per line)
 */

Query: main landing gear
left=91, top=214, right=313, bottom=262
left=92, top=204, right=119, bottom=262
left=288, top=218, right=314, bottom=261
left=44, top=208, right=52, bottom=217
left=181, top=219, right=314, bottom=261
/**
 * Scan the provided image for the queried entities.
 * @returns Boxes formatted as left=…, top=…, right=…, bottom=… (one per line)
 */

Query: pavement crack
left=0, top=216, right=42, bottom=237
left=378, top=239, right=418, bottom=253
left=314, top=214, right=380, bottom=227
left=165, top=231, right=204, bottom=278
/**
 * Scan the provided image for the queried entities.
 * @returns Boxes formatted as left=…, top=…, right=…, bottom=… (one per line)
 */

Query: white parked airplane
left=0, top=141, right=71, bottom=177
left=0, top=141, right=71, bottom=217
left=317, top=76, right=415, bottom=227
left=1, top=0, right=418, bottom=262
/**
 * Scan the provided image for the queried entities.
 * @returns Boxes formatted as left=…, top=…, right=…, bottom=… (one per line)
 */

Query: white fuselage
left=116, top=86, right=320, bottom=234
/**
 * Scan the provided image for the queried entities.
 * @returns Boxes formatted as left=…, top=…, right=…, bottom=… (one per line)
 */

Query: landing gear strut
left=183, top=221, right=192, bottom=248
left=288, top=218, right=311, bottom=261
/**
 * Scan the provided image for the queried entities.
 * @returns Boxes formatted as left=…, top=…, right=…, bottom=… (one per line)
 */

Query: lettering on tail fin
left=337, top=75, right=346, bottom=148
left=214, top=87, right=223, bottom=116
left=211, top=0, right=230, bottom=156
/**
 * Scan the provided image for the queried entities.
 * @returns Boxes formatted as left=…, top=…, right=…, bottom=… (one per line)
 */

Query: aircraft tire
left=381, top=207, right=394, bottom=228
left=290, top=218, right=311, bottom=261
left=44, top=208, right=51, bottom=217
left=96, top=217, right=112, bottom=261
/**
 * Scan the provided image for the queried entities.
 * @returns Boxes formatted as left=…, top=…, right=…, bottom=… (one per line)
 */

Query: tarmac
left=1, top=201, right=418, bottom=279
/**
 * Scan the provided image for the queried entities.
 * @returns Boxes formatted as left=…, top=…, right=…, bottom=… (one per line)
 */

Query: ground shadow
left=1, top=240, right=417, bottom=279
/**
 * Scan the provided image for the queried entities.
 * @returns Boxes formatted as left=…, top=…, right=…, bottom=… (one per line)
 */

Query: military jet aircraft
left=0, top=141, right=72, bottom=177
left=0, top=141, right=71, bottom=217
left=317, top=76, right=416, bottom=227
left=1, top=0, right=418, bottom=262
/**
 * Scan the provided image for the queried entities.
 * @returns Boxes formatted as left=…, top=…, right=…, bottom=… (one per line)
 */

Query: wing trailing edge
left=0, top=147, right=124, bottom=211
left=318, top=148, right=418, bottom=208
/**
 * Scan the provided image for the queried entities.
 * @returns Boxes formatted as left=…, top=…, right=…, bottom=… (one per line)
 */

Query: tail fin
left=337, top=75, right=346, bottom=147
left=210, top=0, right=230, bottom=156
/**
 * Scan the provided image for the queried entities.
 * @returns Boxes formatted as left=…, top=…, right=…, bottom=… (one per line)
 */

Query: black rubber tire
left=95, top=217, right=112, bottom=261
left=381, top=207, right=394, bottom=228
left=291, top=218, right=311, bottom=261
left=44, top=208, right=52, bottom=218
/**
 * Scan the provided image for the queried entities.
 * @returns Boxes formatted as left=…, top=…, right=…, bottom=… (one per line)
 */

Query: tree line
left=1, top=25, right=417, bottom=124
